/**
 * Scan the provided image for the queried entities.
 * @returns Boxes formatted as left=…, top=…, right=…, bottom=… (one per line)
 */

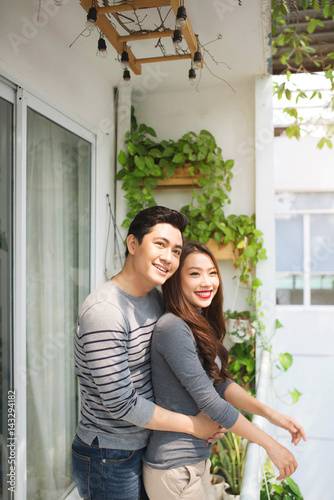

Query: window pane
left=275, top=215, right=303, bottom=272
left=0, top=97, right=13, bottom=500
left=26, top=108, right=91, bottom=499
left=276, top=192, right=334, bottom=211
left=276, top=274, right=304, bottom=305
left=311, top=275, right=334, bottom=305
left=310, top=214, right=334, bottom=272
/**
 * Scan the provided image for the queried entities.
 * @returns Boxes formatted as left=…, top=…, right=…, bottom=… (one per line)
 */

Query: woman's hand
left=265, top=440, right=298, bottom=480
left=267, top=410, right=307, bottom=445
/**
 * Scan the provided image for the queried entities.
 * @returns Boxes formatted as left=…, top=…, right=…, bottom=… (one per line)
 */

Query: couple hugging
left=72, top=206, right=306, bottom=500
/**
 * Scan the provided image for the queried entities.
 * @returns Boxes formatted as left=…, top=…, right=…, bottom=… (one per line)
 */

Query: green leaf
left=286, top=477, right=303, bottom=497
left=172, top=152, right=187, bottom=164
left=118, top=150, right=127, bottom=165
left=275, top=319, right=283, bottom=329
left=279, top=353, right=292, bottom=371
left=290, top=389, right=302, bottom=404
left=126, top=141, right=137, bottom=156
left=162, top=147, right=175, bottom=158
left=244, top=246, right=256, bottom=258
left=146, top=126, right=157, bottom=137
left=165, top=163, right=177, bottom=178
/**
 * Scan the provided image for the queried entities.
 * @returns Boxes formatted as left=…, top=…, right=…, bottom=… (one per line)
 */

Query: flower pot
left=223, top=317, right=254, bottom=351
left=205, top=239, right=236, bottom=263
left=224, top=491, right=240, bottom=500
left=156, top=162, right=203, bottom=187
left=208, top=474, right=226, bottom=500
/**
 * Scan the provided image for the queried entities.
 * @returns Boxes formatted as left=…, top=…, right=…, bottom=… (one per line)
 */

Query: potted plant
left=224, top=309, right=256, bottom=349
left=260, top=460, right=304, bottom=499
left=210, top=432, right=248, bottom=499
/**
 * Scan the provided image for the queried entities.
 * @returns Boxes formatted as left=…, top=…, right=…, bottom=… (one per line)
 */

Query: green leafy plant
left=117, top=108, right=267, bottom=284
left=260, top=460, right=304, bottom=499
left=271, top=0, right=334, bottom=149
left=210, top=432, right=248, bottom=495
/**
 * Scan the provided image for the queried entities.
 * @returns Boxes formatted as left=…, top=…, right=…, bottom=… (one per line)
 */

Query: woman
left=143, top=241, right=306, bottom=500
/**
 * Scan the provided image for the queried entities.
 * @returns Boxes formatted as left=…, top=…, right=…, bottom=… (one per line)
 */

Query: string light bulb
left=193, top=51, right=202, bottom=70
left=97, top=36, right=107, bottom=58
left=175, top=5, right=187, bottom=29
left=172, top=29, right=183, bottom=49
left=121, top=50, right=130, bottom=69
left=85, top=6, right=97, bottom=31
left=188, top=67, right=196, bottom=85
left=123, top=69, right=131, bottom=85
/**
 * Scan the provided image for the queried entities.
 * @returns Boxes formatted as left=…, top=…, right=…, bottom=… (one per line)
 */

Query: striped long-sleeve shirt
left=74, top=280, right=164, bottom=450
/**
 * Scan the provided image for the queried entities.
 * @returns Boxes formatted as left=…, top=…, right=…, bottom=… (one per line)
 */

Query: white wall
left=273, top=134, right=334, bottom=500
left=0, top=0, right=116, bottom=286
left=274, top=135, right=334, bottom=191
left=127, top=80, right=257, bottom=311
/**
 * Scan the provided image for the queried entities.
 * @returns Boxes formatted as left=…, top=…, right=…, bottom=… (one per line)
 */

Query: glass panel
left=26, top=108, right=91, bottom=500
left=311, top=275, right=334, bottom=305
left=276, top=192, right=334, bottom=211
left=0, top=97, right=13, bottom=500
left=276, top=274, right=304, bottom=305
left=310, top=214, right=334, bottom=272
left=275, top=215, right=303, bottom=272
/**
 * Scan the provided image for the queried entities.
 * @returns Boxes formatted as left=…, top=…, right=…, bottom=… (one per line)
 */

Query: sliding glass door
left=25, top=106, right=91, bottom=499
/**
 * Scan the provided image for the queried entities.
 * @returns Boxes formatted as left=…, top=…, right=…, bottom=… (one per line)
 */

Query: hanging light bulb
left=175, top=6, right=187, bottom=30
left=121, top=50, right=130, bottom=70
left=123, top=69, right=131, bottom=85
left=85, top=6, right=97, bottom=31
left=97, top=36, right=108, bottom=58
left=172, top=30, right=183, bottom=49
left=188, top=67, right=196, bottom=85
left=193, top=51, right=202, bottom=70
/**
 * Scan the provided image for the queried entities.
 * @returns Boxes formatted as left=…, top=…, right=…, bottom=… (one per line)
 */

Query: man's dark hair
left=125, top=206, right=188, bottom=257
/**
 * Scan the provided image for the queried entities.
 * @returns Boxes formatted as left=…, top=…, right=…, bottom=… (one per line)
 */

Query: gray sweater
left=145, top=312, right=239, bottom=469
left=74, top=280, right=164, bottom=450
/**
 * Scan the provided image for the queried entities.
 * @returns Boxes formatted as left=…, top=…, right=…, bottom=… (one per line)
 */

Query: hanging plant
left=116, top=108, right=266, bottom=285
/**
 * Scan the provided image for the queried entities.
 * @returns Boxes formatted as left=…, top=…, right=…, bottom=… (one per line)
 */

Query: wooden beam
left=119, top=30, right=174, bottom=42
left=79, top=0, right=142, bottom=74
left=170, top=0, right=198, bottom=57
left=98, top=1, right=170, bottom=14
left=137, top=54, right=192, bottom=64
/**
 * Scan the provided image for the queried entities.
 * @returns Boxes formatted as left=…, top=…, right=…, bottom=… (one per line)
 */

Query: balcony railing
left=240, top=349, right=274, bottom=500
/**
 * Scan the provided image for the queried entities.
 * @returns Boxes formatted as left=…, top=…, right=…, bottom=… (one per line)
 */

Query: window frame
left=275, top=192, right=334, bottom=309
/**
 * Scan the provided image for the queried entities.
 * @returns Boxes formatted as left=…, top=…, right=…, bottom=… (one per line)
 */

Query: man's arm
left=78, top=302, right=220, bottom=440
left=145, top=406, right=222, bottom=440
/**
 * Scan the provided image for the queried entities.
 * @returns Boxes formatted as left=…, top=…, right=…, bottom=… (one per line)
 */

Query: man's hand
left=190, top=412, right=223, bottom=440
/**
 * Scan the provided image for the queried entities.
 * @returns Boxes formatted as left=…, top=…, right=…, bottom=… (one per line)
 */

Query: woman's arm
left=224, top=383, right=306, bottom=445
left=229, top=412, right=298, bottom=480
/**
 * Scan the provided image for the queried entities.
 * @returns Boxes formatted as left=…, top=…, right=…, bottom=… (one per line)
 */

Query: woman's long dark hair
left=162, top=241, right=231, bottom=385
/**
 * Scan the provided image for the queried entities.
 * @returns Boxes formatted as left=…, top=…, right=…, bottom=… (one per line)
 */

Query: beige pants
left=143, top=459, right=211, bottom=500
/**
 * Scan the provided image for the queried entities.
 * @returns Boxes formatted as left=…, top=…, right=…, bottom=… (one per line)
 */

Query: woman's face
left=180, top=252, right=220, bottom=310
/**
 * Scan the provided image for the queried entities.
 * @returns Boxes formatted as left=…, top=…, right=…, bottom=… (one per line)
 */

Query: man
left=72, top=206, right=221, bottom=500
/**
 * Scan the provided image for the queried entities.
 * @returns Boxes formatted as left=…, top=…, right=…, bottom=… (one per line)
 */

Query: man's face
left=129, top=223, right=183, bottom=289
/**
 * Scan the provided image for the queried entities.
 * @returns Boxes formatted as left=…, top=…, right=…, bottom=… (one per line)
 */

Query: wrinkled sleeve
left=154, top=317, right=239, bottom=429
left=77, top=302, right=155, bottom=427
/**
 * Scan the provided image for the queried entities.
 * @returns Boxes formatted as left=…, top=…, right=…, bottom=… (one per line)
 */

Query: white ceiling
left=53, top=0, right=271, bottom=93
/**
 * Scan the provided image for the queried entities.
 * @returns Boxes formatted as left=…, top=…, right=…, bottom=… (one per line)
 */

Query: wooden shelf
left=205, top=239, right=237, bottom=263
left=156, top=164, right=203, bottom=187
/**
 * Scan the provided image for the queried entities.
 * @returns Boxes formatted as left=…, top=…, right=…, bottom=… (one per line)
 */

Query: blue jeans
left=72, top=435, right=148, bottom=500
